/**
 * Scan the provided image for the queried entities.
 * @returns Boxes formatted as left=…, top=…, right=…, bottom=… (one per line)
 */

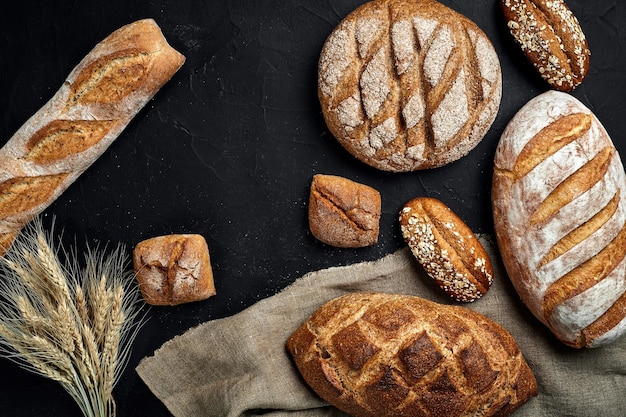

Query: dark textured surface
left=0, top=0, right=624, bottom=415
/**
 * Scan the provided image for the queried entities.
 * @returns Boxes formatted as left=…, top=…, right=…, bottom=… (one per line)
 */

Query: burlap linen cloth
left=136, top=235, right=626, bottom=417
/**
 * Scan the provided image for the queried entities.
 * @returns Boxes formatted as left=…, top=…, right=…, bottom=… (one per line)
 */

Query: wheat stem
left=0, top=218, right=145, bottom=417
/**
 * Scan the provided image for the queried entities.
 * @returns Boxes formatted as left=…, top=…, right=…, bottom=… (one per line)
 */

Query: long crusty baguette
left=0, top=19, right=185, bottom=255
left=287, top=292, right=537, bottom=417
left=492, top=90, right=626, bottom=348
left=318, top=0, right=502, bottom=172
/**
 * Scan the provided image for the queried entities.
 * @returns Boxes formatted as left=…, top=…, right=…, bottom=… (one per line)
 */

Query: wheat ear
left=0, top=218, right=145, bottom=417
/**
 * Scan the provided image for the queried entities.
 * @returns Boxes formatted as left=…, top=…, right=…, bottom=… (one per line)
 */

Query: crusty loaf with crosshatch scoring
left=287, top=292, right=537, bottom=417
left=492, top=90, right=626, bottom=348
left=0, top=19, right=185, bottom=255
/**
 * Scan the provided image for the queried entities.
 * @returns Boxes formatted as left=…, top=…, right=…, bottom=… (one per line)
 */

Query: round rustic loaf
left=318, top=0, right=502, bottom=172
left=492, top=90, right=626, bottom=348
left=287, top=292, right=537, bottom=417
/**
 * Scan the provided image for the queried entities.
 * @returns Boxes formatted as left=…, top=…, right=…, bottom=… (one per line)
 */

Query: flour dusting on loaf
left=492, top=90, right=626, bottom=348
left=0, top=19, right=185, bottom=255
left=318, top=0, right=502, bottom=172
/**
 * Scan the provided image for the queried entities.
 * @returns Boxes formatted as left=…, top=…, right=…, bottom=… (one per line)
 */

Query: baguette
left=318, top=0, right=502, bottom=172
left=287, top=292, right=537, bottom=417
left=0, top=19, right=185, bottom=255
left=492, top=90, right=626, bottom=348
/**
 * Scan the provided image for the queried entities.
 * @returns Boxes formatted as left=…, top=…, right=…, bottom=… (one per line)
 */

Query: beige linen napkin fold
left=136, top=235, right=626, bottom=417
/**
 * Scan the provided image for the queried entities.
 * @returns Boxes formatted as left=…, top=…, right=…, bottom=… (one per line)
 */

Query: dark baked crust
left=287, top=292, right=537, bottom=417
left=399, top=197, right=493, bottom=302
left=318, top=0, right=501, bottom=172
left=308, top=174, right=381, bottom=248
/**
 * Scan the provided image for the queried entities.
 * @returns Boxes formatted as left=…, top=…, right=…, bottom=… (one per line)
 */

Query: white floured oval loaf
left=0, top=19, right=185, bottom=255
left=492, top=90, right=626, bottom=348
left=318, top=0, right=502, bottom=172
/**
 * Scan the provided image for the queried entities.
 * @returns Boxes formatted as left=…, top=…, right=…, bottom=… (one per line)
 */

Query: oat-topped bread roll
left=500, top=0, right=590, bottom=92
left=492, top=90, right=626, bottom=348
left=400, top=197, right=493, bottom=302
left=318, top=0, right=502, bottom=172
left=0, top=19, right=185, bottom=255
left=287, top=292, right=537, bottom=417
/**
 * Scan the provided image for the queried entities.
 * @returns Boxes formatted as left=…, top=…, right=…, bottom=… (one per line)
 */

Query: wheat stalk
left=0, top=218, right=145, bottom=417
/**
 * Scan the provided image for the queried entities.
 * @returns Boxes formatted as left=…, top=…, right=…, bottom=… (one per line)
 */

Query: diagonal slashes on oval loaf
left=492, top=90, right=626, bottom=348
left=318, top=0, right=502, bottom=172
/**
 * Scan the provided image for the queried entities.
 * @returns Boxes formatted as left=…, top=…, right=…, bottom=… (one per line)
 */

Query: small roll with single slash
left=399, top=197, right=493, bottom=302
left=0, top=19, right=185, bottom=255
left=492, top=90, right=626, bottom=348
left=309, top=174, right=381, bottom=248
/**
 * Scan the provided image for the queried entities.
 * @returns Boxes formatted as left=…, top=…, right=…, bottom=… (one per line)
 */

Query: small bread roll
left=309, top=174, right=381, bottom=248
left=133, top=234, right=216, bottom=306
left=399, top=197, right=493, bottom=302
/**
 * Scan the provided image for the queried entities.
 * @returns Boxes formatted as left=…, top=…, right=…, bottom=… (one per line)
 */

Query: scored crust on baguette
left=500, top=0, right=590, bottom=92
left=318, top=0, right=502, bottom=172
left=492, top=90, right=626, bottom=348
left=287, top=292, right=537, bottom=417
left=399, top=197, right=493, bottom=302
left=0, top=19, right=185, bottom=255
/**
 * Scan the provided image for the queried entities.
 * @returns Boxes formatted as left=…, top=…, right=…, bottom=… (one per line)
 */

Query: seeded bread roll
left=492, top=91, right=626, bottom=348
left=287, top=292, right=537, bottom=417
left=501, top=0, right=590, bottom=92
left=0, top=19, right=185, bottom=255
left=309, top=174, right=381, bottom=248
left=399, top=197, right=493, bottom=302
left=133, top=234, right=216, bottom=306
left=318, top=0, right=502, bottom=172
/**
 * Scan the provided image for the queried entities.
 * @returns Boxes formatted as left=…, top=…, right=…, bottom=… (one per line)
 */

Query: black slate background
left=0, top=0, right=624, bottom=415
